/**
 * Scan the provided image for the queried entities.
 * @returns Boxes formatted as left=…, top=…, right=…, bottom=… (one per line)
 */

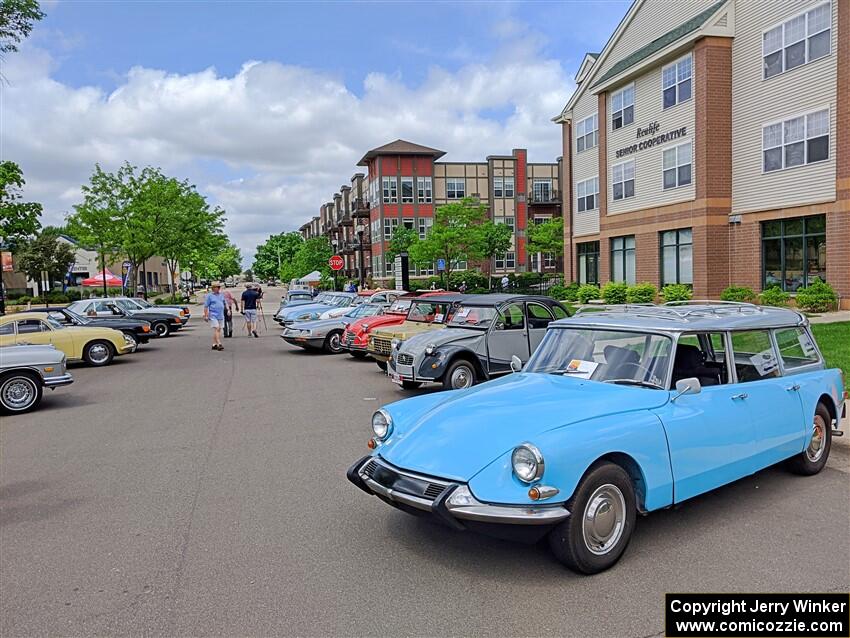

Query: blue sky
left=7, top=0, right=630, bottom=264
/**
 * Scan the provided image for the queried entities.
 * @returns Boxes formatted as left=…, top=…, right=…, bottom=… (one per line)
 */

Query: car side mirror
left=510, top=355, right=523, bottom=373
left=495, top=321, right=505, bottom=331
left=672, top=377, right=701, bottom=401
left=111, top=308, right=122, bottom=315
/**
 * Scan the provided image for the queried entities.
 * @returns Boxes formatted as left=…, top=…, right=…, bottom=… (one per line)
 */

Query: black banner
left=665, top=593, right=849, bottom=637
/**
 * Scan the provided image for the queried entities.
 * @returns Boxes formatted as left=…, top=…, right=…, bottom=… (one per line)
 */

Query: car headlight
left=425, top=343, right=436, bottom=355
left=371, top=409, right=393, bottom=440
left=391, top=338, right=401, bottom=350
left=511, top=443, right=544, bottom=483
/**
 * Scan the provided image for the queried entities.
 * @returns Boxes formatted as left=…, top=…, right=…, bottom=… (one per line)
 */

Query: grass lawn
left=811, top=322, right=850, bottom=377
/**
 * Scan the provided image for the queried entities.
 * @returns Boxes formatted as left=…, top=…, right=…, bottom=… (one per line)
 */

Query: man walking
left=204, top=282, right=226, bottom=350
left=241, top=282, right=261, bottom=338
left=222, top=286, right=237, bottom=338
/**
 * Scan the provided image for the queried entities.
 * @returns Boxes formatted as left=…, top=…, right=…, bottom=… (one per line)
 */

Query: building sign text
left=615, top=122, right=688, bottom=158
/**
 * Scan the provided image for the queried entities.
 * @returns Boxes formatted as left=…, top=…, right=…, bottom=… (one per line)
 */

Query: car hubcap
left=89, top=344, right=109, bottom=363
left=451, top=365, right=473, bottom=389
left=156, top=325, right=167, bottom=336
left=2, top=378, right=36, bottom=409
left=582, top=484, right=626, bottom=555
left=806, top=414, right=827, bottom=462
left=329, top=334, right=340, bottom=351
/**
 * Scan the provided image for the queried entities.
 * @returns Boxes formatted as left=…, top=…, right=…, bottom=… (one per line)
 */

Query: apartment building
left=555, top=0, right=848, bottom=306
left=299, top=139, right=563, bottom=281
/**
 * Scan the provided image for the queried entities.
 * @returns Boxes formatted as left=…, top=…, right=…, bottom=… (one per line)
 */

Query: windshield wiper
left=603, top=378, right=663, bottom=389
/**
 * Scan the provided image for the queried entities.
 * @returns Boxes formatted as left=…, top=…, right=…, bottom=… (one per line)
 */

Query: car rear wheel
left=153, top=322, right=170, bottom=337
left=548, top=462, right=636, bottom=574
left=443, top=359, right=476, bottom=390
left=84, top=341, right=115, bottom=366
left=323, top=331, right=344, bottom=354
left=0, top=372, right=43, bottom=414
left=375, top=360, right=387, bottom=372
left=787, top=402, right=832, bottom=475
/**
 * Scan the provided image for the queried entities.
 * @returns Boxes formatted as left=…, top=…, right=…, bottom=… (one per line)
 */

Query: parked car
left=388, top=295, right=570, bottom=390
left=319, top=290, right=403, bottom=320
left=277, top=292, right=359, bottom=327
left=111, top=297, right=189, bottom=324
left=0, top=312, right=136, bottom=366
left=367, top=293, right=465, bottom=371
left=282, top=303, right=385, bottom=353
left=130, top=297, right=191, bottom=319
left=67, top=299, right=182, bottom=337
left=347, top=302, right=845, bottom=574
left=0, top=345, right=73, bottom=413
left=24, top=307, right=153, bottom=349
left=342, top=297, right=415, bottom=359
left=274, top=289, right=316, bottom=323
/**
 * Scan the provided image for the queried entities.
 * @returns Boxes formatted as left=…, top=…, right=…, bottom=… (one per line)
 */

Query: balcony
left=528, top=190, right=561, bottom=205
left=351, top=198, right=371, bottom=218
left=339, top=209, right=352, bottom=226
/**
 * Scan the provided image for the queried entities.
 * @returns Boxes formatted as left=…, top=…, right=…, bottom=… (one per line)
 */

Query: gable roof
left=590, top=0, right=727, bottom=89
left=357, top=139, right=446, bottom=166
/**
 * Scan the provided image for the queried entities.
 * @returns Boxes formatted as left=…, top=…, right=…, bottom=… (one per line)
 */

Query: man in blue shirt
left=204, top=281, right=226, bottom=350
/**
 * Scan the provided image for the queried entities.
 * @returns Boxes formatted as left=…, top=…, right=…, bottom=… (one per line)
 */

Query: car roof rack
left=574, top=301, right=781, bottom=322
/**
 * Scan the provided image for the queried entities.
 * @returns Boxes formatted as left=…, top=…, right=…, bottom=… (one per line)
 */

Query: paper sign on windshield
left=434, top=313, right=444, bottom=322
left=749, top=349, right=779, bottom=376
left=457, top=308, right=470, bottom=317
left=564, top=359, right=599, bottom=379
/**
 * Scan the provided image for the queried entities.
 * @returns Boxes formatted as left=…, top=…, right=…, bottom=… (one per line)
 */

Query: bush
left=720, top=286, right=757, bottom=303
left=794, top=278, right=837, bottom=313
left=44, top=292, right=70, bottom=303
left=759, top=285, right=790, bottom=307
left=660, top=284, right=693, bottom=303
left=601, top=281, right=628, bottom=305
left=626, top=282, right=657, bottom=304
left=549, top=281, right=580, bottom=302
left=576, top=284, right=601, bottom=304
left=447, top=271, right=487, bottom=291
left=65, top=288, right=83, bottom=301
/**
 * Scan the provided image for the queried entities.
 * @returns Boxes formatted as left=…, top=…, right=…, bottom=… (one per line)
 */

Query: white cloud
left=1, top=31, right=573, bottom=265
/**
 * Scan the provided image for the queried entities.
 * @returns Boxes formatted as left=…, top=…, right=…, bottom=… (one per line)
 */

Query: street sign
left=328, top=255, right=344, bottom=271
left=436, top=258, right=446, bottom=272
left=122, top=260, right=132, bottom=269
left=180, top=271, right=192, bottom=281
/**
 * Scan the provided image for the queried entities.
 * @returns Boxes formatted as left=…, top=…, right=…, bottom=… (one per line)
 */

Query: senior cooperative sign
left=615, top=121, right=688, bottom=159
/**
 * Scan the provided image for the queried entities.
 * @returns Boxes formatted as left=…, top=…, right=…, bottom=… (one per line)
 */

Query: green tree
left=526, top=217, right=564, bottom=272
left=287, top=236, right=332, bottom=282
left=253, top=232, right=303, bottom=281
left=478, top=221, right=512, bottom=289
left=385, top=226, right=418, bottom=262
left=212, top=243, right=242, bottom=280
left=409, top=197, right=489, bottom=281
left=14, top=227, right=75, bottom=296
left=0, top=161, right=42, bottom=247
left=1, top=0, right=44, bottom=58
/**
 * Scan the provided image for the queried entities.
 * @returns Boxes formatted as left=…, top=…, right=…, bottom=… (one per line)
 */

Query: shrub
left=548, top=285, right=569, bottom=301
left=720, top=285, right=757, bottom=303
left=576, top=284, right=601, bottom=304
left=601, top=281, right=628, bottom=305
left=65, top=288, right=83, bottom=301
left=626, top=282, right=657, bottom=304
left=558, top=281, right=580, bottom=302
left=759, top=285, right=790, bottom=307
left=794, top=278, right=837, bottom=313
left=44, top=292, right=70, bottom=303
left=660, top=284, right=693, bottom=303
left=447, top=271, right=487, bottom=291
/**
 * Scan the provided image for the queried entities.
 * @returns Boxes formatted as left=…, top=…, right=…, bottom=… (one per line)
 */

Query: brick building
left=299, top=140, right=562, bottom=282
left=555, top=0, right=849, bottom=307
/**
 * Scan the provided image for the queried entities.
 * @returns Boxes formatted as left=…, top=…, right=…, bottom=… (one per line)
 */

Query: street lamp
left=356, top=222, right=366, bottom=289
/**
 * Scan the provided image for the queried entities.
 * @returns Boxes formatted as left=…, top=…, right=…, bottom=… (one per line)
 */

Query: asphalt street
left=2, top=304, right=849, bottom=637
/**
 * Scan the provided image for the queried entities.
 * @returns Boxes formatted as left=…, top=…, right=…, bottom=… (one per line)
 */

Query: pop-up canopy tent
left=299, top=270, right=322, bottom=283
left=81, top=268, right=123, bottom=287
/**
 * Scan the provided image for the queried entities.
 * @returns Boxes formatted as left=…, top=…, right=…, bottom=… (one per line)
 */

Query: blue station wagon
left=347, top=302, right=845, bottom=574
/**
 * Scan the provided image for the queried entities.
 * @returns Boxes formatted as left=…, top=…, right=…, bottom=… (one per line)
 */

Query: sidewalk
left=808, top=310, right=850, bottom=324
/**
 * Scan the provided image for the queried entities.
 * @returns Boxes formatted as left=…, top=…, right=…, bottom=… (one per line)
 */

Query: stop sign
left=328, top=255, right=344, bottom=271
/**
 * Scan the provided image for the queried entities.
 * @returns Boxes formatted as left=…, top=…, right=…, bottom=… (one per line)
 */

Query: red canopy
left=81, top=268, right=123, bottom=287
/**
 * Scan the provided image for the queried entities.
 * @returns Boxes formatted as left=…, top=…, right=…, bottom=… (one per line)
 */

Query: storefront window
left=661, top=228, right=693, bottom=285
left=610, top=236, right=635, bottom=284
left=577, top=241, right=599, bottom=285
left=761, top=215, right=826, bottom=292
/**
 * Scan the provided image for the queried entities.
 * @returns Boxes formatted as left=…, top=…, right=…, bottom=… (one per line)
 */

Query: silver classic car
left=282, top=303, right=384, bottom=353
left=0, top=345, right=74, bottom=413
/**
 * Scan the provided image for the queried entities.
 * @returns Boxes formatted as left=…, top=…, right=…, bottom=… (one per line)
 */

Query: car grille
left=362, top=458, right=451, bottom=502
left=397, top=353, right=414, bottom=366
left=371, top=335, right=392, bottom=355
left=345, top=332, right=355, bottom=347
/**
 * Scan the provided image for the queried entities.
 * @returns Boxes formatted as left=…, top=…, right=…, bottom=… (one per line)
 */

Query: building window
left=762, top=215, right=826, bottom=292
left=543, top=253, right=555, bottom=269
left=533, top=216, right=549, bottom=225
left=661, top=228, right=693, bottom=285
left=612, top=160, right=635, bottom=200
left=576, top=177, right=598, bottom=212
left=383, top=218, right=398, bottom=240
left=452, top=259, right=468, bottom=271
left=402, top=218, right=415, bottom=230
left=610, top=236, right=636, bottom=284
left=611, top=84, right=634, bottom=130
left=532, top=179, right=552, bottom=202
left=662, top=142, right=692, bottom=189
left=382, top=176, right=397, bottom=203
left=495, top=252, right=515, bottom=270
left=763, top=2, right=831, bottom=80
left=662, top=54, right=692, bottom=109
left=418, top=217, right=433, bottom=240
left=577, top=241, right=599, bottom=285
left=504, top=176, right=514, bottom=198
left=401, top=177, right=414, bottom=203
left=576, top=113, right=598, bottom=152
left=494, top=176, right=504, bottom=197
left=763, top=109, right=829, bottom=172
left=417, top=176, right=432, bottom=203
left=446, top=178, right=465, bottom=199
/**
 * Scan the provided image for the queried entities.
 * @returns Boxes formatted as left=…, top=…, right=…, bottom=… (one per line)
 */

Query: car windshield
left=448, top=306, right=497, bottom=328
left=65, top=310, right=89, bottom=324
left=329, top=295, right=352, bottom=307
left=347, top=304, right=380, bottom=319
left=314, top=293, right=332, bottom=303
left=525, top=328, right=672, bottom=389
left=116, top=299, right=140, bottom=311
left=45, top=316, right=65, bottom=330
left=135, top=299, right=154, bottom=308
left=290, top=293, right=312, bottom=301
left=387, top=299, right=412, bottom=314
left=407, top=301, right=452, bottom=324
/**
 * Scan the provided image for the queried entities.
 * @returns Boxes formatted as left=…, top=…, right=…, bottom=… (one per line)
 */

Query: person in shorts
left=241, top=283, right=261, bottom=338
left=204, top=282, right=226, bottom=350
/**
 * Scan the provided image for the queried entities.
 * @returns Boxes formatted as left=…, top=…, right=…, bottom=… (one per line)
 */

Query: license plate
left=390, top=372, right=402, bottom=385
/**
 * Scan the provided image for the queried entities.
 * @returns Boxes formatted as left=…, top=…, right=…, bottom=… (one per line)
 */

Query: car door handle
left=786, top=384, right=801, bottom=392
left=731, top=393, right=748, bottom=400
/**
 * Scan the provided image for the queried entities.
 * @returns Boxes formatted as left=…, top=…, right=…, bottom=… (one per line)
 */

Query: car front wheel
left=0, top=372, right=43, bottom=414
left=443, top=359, right=476, bottom=390
left=84, top=341, right=115, bottom=366
left=548, top=462, right=636, bottom=574
left=123, top=332, right=139, bottom=349
left=324, top=331, right=344, bottom=354
left=787, top=402, right=832, bottom=475
left=375, top=360, right=387, bottom=372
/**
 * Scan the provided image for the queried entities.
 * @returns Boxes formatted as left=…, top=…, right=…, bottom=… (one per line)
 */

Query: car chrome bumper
left=347, top=455, right=569, bottom=527
left=43, top=372, right=74, bottom=388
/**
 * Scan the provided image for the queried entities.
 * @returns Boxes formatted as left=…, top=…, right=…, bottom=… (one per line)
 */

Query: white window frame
left=417, top=176, right=432, bottom=203
left=418, top=217, right=433, bottom=240
left=400, top=177, right=414, bottom=204
left=383, top=217, right=398, bottom=240
left=611, top=84, right=635, bottom=130
left=402, top=217, right=415, bottom=230
left=446, top=178, right=465, bottom=199
left=576, top=176, right=599, bottom=212
left=543, top=253, right=556, bottom=269
left=662, top=54, right=692, bottom=109
left=504, top=176, right=514, bottom=198
left=493, top=176, right=504, bottom=198
left=662, top=141, right=693, bottom=190
left=532, top=179, right=552, bottom=202
left=762, top=2, right=831, bottom=80
left=762, top=107, right=830, bottom=173
left=611, top=160, right=635, bottom=201
left=382, top=176, right=397, bottom=203
left=495, top=252, right=516, bottom=270
left=576, top=113, right=598, bottom=153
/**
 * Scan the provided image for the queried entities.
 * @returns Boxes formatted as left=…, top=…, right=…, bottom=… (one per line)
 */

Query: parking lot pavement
left=1, top=314, right=848, bottom=637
